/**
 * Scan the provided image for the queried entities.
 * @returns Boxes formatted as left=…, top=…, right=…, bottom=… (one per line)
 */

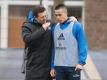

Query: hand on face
left=42, top=22, right=51, bottom=30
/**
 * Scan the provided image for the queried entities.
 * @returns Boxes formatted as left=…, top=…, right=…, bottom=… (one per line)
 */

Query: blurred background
left=0, top=0, right=107, bottom=80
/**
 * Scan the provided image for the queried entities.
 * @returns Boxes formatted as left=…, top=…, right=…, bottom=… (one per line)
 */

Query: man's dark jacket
left=22, top=21, right=52, bottom=80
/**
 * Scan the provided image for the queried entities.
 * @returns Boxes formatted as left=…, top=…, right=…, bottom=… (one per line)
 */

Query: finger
left=50, top=71, right=55, bottom=77
left=47, top=22, right=50, bottom=26
left=53, top=72, right=56, bottom=77
left=75, top=67, right=77, bottom=71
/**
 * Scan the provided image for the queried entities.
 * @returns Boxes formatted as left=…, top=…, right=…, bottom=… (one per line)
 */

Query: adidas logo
left=58, top=33, right=65, bottom=40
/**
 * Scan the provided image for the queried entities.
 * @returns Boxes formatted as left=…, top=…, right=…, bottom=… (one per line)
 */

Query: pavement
left=0, top=48, right=107, bottom=80
left=88, top=50, right=107, bottom=80
left=0, top=49, right=24, bottom=80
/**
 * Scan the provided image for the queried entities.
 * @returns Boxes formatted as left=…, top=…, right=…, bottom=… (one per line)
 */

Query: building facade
left=85, top=0, right=107, bottom=50
left=0, top=0, right=107, bottom=50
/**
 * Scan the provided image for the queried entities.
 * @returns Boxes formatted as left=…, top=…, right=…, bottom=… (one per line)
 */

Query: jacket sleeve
left=51, top=40, right=55, bottom=69
left=22, top=25, right=46, bottom=44
left=73, top=21, right=88, bottom=65
left=51, top=24, right=56, bottom=69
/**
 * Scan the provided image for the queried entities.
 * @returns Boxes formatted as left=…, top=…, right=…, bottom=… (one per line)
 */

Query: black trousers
left=25, top=67, right=52, bottom=80
left=54, top=66, right=81, bottom=80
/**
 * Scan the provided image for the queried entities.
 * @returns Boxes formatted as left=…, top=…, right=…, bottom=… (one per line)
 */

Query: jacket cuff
left=79, top=61, right=86, bottom=66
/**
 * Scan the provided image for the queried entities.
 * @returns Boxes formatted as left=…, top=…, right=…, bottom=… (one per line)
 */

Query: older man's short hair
left=33, top=6, right=46, bottom=17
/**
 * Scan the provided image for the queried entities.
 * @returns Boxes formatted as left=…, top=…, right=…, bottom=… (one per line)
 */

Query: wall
left=85, top=0, right=107, bottom=50
left=8, top=17, right=25, bottom=48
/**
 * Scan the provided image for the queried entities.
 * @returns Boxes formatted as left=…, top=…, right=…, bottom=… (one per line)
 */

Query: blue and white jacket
left=51, top=19, right=88, bottom=68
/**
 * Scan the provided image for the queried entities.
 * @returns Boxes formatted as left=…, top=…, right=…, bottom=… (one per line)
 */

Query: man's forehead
left=38, top=11, right=47, bottom=16
left=55, top=8, right=66, bottom=13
